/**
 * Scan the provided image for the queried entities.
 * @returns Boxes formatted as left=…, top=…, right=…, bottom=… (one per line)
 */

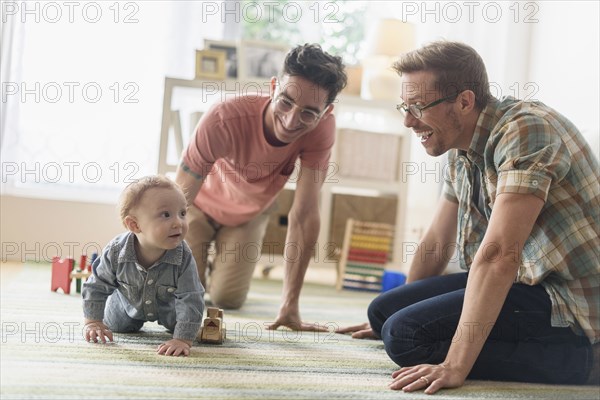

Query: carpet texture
left=1, top=263, right=598, bottom=400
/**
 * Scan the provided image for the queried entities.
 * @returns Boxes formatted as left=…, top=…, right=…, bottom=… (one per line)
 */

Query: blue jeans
left=103, top=292, right=176, bottom=334
left=368, top=273, right=592, bottom=384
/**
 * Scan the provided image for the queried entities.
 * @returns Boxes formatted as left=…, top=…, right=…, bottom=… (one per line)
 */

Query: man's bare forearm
left=280, top=210, right=319, bottom=307
left=407, top=198, right=458, bottom=283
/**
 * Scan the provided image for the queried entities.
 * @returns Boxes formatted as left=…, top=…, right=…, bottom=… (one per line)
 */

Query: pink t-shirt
left=182, top=95, right=335, bottom=226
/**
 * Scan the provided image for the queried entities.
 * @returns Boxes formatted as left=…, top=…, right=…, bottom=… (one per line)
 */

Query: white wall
left=1, top=195, right=122, bottom=263
left=528, top=1, right=600, bottom=156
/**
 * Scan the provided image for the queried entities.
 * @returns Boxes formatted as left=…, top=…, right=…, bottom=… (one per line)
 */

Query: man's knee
left=209, top=290, right=247, bottom=310
left=367, top=298, right=385, bottom=336
left=367, top=293, right=395, bottom=336
left=380, top=315, right=432, bottom=367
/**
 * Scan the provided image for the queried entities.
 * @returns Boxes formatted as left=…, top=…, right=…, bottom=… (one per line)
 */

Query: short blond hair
left=118, top=175, right=185, bottom=227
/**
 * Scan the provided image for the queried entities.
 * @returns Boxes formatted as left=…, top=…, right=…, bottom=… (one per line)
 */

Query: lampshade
left=365, top=18, right=415, bottom=57
left=360, top=19, right=415, bottom=101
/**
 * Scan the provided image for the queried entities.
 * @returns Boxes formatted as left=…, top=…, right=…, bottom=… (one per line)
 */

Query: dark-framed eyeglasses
left=396, top=94, right=458, bottom=119
left=273, top=94, right=327, bottom=125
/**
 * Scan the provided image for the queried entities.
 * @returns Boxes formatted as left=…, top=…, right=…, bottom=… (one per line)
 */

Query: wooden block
left=70, top=271, right=92, bottom=280
left=70, top=270, right=92, bottom=294
left=79, top=255, right=87, bottom=272
left=199, top=307, right=225, bottom=344
left=51, top=257, right=74, bottom=294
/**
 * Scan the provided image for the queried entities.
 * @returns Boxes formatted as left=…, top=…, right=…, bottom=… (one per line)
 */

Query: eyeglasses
left=273, top=94, right=327, bottom=125
left=396, top=94, right=457, bottom=119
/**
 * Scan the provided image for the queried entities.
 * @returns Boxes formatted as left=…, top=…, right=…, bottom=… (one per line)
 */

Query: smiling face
left=400, top=70, right=475, bottom=156
left=125, top=186, right=188, bottom=266
left=264, top=75, right=333, bottom=145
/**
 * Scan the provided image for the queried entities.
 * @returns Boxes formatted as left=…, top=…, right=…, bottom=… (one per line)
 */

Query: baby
left=82, top=175, right=205, bottom=356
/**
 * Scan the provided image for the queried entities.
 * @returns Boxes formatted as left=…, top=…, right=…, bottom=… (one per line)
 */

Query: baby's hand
left=157, top=338, right=192, bottom=357
left=84, top=321, right=114, bottom=343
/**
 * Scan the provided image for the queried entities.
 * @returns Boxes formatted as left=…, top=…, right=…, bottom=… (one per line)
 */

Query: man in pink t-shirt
left=176, top=44, right=347, bottom=332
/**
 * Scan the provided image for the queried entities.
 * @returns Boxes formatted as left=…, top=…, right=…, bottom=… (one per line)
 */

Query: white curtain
left=1, top=12, right=25, bottom=152
left=0, top=1, right=221, bottom=202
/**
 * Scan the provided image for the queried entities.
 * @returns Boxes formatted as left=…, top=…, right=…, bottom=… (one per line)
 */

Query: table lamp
left=361, top=19, right=415, bottom=101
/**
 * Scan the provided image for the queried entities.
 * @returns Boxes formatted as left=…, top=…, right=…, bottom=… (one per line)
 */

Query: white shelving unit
left=323, top=94, right=411, bottom=266
left=158, top=77, right=413, bottom=268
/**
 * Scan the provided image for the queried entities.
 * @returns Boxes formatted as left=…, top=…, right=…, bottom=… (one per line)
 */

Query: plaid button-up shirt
left=443, top=96, right=599, bottom=343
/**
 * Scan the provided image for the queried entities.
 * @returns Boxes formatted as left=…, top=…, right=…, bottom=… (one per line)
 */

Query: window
left=1, top=1, right=221, bottom=202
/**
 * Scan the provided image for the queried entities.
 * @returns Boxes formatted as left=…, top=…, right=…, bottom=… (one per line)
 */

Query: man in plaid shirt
left=340, top=41, right=598, bottom=393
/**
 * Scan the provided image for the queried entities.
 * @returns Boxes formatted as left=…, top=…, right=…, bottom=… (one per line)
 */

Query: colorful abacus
left=336, top=219, right=394, bottom=292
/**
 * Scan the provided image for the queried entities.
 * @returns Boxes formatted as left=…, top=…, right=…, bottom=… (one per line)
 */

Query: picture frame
left=239, top=40, right=289, bottom=82
left=195, top=49, right=226, bottom=80
left=204, top=39, right=239, bottom=79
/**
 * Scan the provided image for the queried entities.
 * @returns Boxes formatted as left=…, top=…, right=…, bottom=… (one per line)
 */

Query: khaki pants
left=186, top=206, right=271, bottom=309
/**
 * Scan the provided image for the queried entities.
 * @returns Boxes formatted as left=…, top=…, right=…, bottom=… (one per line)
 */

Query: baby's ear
left=124, top=215, right=141, bottom=233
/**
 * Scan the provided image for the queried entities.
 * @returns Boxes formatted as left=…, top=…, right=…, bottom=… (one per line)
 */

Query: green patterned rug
left=1, top=263, right=598, bottom=400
